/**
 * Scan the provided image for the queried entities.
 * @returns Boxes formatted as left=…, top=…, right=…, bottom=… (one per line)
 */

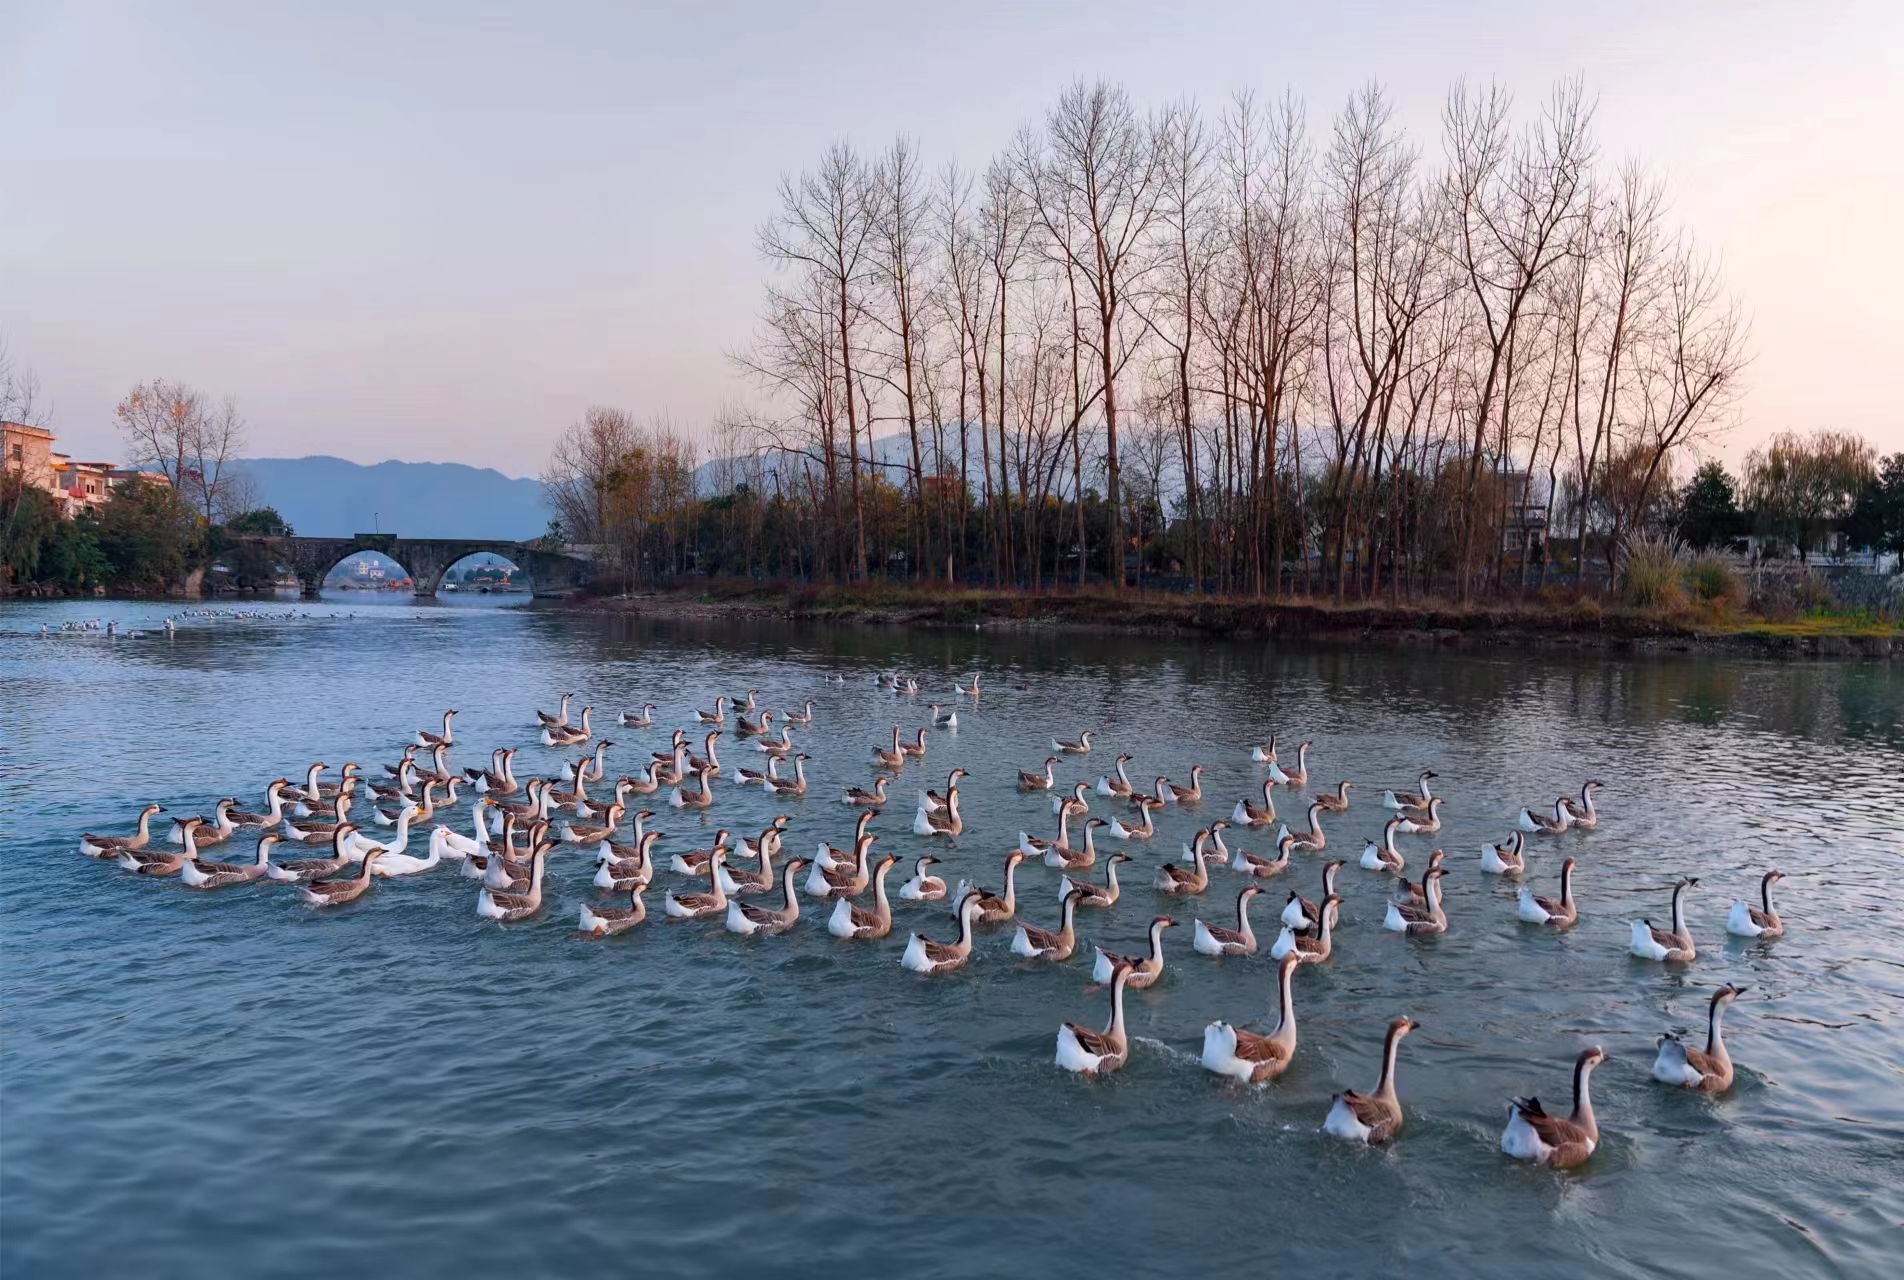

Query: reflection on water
left=3, top=595, right=1902, bottom=1278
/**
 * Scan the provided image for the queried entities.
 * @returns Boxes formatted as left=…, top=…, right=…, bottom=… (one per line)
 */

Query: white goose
left=1726, top=871, right=1785, bottom=939
left=1630, top=877, right=1698, bottom=962
left=1481, top=830, right=1526, bottom=876
left=1265, top=741, right=1310, bottom=788
left=1194, top=884, right=1265, bottom=956
left=1201, top=953, right=1302, bottom=1085
left=1053, top=959, right=1135, bottom=1076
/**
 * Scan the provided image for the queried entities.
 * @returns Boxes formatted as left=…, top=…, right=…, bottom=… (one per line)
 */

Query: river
left=3, top=594, right=1900, bottom=1278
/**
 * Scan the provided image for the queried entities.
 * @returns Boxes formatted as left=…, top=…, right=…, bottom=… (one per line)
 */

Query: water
left=4, top=594, right=1901, bottom=1278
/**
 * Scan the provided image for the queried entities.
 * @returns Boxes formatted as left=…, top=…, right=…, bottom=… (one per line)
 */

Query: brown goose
left=118, top=818, right=201, bottom=876
left=1158, top=765, right=1205, bottom=805
left=536, top=692, right=574, bottom=727
left=1281, top=802, right=1328, bottom=853
left=1090, top=915, right=1173, bottom=987
left=1653, top=985, right=1746, bottom=1092
left=1560, top=780, right=1606, bottom=829
left=1231, top=830, right=1294, bottom=879
left=617, top=702, right=657, bottom=728
left=957, top=850, right=1026, bottom=924
left=1018, top=756, right=1059, bottom=791
left=478, top=846, right=548, bottom=921
left=1270, top=895, right=1340, bottom=964
left=79, top=803, right=164, bottom=857
left=899, top=728, right=928, bottom=760
left=1312, top=780, right=1353, bottom=814
left=264, top=824, right=360, bottom=882
left=841, top=776, right=889, bottom=807
left=1518, top=858, right=1579, bottom=927
left=1482, top=829, right=1526, bottom=876
left=805, top=834, right=875, bottom=900
left=1324, top=1017, right=1419, bottom=1145
left=1631, top=878, right=1698, bottom=962
left=1383, top=770, right=1436, bottom=811
left=299, top=848, right=384, bottom=907
left=1383, top=867, right=1448, bottom=935
left=227, top=782, right=292, bottom=829
left=1201, top=953, right=1302, bottom=1084
left=1095, top=753, right=1137, bottom=799
left=1503, top=1048, right=1604, bottom=1167
left=1052, top=781, right=1091, bottom=822
left=1231, top=780, right=1277, bottom=828
left=816, top=809, right=878, bottom=871
left=579, top=885, right=647, bottom=937
left=824, top=855, right=898, bottom=939
left=182, top=833, right=279, bottom=889
left=1052, top=730, right=1094, bottom=756
left=1394, top=849, right=1449, bottom=906
left=872, top=727, right=906, bottom=771
left=1394, top=795, right=1443, bottom=835
left=1282, top=860, right=1344, bottom=932
left=1060, top=853, right=1130, bottom=909
left=664, top=850, right=729, bottom=921
left=899, top=890, right=983, bottom=973
left=1155, top=830, right=1214, bottom=894
left=1012, top=888, right=1084, bottom=961
left=764, top=755, right=810, bottom=797
left=1194, top=884, right=1265, bottom=956
left=416, top=709, right=457, bottom=749
left=670, top=766, right=716, bottom=810
left=729, top=857, right=814, bottom=937
left=898, top=855, right=946, bottom=902
left=1053, top=959, right=1134, bottom=1075
left=670, top=829, right=733, bottom=877
left=1727, top=871, right=1785, bottom=939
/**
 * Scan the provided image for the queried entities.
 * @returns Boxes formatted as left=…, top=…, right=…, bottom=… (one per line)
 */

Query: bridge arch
left=318, top=548, right=416, bottom=594
left=437, top=550, right=531, bottom=596
left=233, top=533, right=595, bottom=599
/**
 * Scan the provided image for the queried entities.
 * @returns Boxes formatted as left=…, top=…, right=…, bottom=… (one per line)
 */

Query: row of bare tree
left=703, top=76, right=1751, bottom=598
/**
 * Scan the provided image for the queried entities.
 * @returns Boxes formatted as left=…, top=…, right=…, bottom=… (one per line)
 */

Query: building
left=3, top=421, right=57, bottom=491
left=3, top=421, right=167, bottom=517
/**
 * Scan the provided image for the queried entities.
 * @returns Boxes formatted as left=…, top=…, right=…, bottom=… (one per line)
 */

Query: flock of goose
left=77, top=672, right=1789, bottom=1170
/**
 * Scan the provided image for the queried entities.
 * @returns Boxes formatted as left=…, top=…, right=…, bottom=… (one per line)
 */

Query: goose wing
left=1338, top=1090, right=1396, bottom=1139
left=1228, top=1027, right=1288, bottom=1063
left=1062, top=1022, right=1114, bottom=1057
left=1510, top=1096, right=1591, bottom=1152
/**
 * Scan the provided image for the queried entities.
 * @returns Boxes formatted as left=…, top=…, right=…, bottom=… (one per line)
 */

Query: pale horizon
left=4, top=0, right=1899, bottom=479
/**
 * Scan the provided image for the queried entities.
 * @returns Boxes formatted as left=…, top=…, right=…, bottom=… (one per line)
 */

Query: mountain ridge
left=240, top=456, right=549, bottom=540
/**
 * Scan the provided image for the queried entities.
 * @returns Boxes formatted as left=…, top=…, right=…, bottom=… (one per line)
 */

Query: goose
left=1157, top=765, right=1205, bottom=805
left=1195, top=884, right=1265, bottom=956
left=1052, top=782, right=1091, bottom=821
left=119, top=819, right=201, bottom=875
left=841, top=776, right=889, bottom=807
left=483, top=829, right=551, bottom=893
left=1727, top=871, right=1785, bottom=939
left=181, top=833, right=278, bottom=889
left=379, top=747, right=419, bottom=786
left=1045, top=818, right=1107, bottom=872
left=825, top=855, right=899, bottom=939
left=1061, top=853, right=1130, bottom=909
left=899, top=728, right=928, bottom=760
left=785, top=700, right=815, bottom=727
left=174, top=799, right=240, bottom=849
left=1393, top=849, right=1449, bottom=906
left=926, top=703, right=956, bottom=729
left=367, top=826, right=445, bottom=876
left=1383, top=771, right=1437, bottom=811
left=1265, top=742, right=1310, bottom=789
left=1482, top=830, right=1526, bottom=876
left=737, top=815, right=789, bottom=863
left=694, top=695, right=729, bottom=726
left=1518, top=797, right=1573, bottom=835
left=1018, top=756, right=1059, bottom=792
left=415, top=744, right=455, bottom=787
left=576, top=776, right=635, bottom=821
left=730, top=857, right=814, bottom=937
left=304, top=761, right=360, bottom=803
left=731, top=687, right=759, bottom=713
left=652, top=730, right=689, bottom=763
left=763, top=754, right=810, bottom=798
left=805, top=834, right=876, bottom=899
left=227, top=781, right=293, bottom=829
left=594, top=832, right=659, bottom=892
left=1278, top=803, right=1328, bottom=854
left=478, top=847, right=548, bottom=921
left=536, top=692, right=574, bottom=727
left=1013, top=888, right=1084, bottom=961
left=465, top=748, right=520, bottom=796
left=816, top=810, right=879, bottom=872
left=579, top=740, right=613, bottom=785
left=1053, top=730, right=1093, bottom=755
left=1090, top=916, right=1173, bottom=987
left=1018, top=811, right=1074, bottom=861
left=1053, top=959, right=1135, bottom=1076
left=579, top=885, right=647, bottom=937
left=1232, top=831, right=1294, bottom=879
left=1630, top=878, right=1698, bottom=962
left=1561, top=780, right=1606, bottom=829
left=955, top=673, right=981, bottom=697
left=1180, top=818, right=1237, bottom=864
left=1394, top=796, right=1443, bottom=835
left=719, top=832, right=780, bottom=897
left=1108, top=797, right=1159, bottom=841
left=1502, top=1048, right=1604, bottom=1168
left=617, top=703, right=657, bottom=728
left=1202, top=953, right=1302, bottom=1084
left=541, top=706, right=594, bottom=748
left=900, top=889, right=984, bottom=973
left=79, top=803, right=164, bottom=857
left=622, top=763, right=663, bottom=796
left=378, top=779, right=453, bottom=827
left=1653, top=985, right=1746, bottom=1092
left=671, top=767, right=716, bottom=810
left=686, top=731, right=722, bottom=776
left=664, top=850, right=731, bottom=921
left=1270, top=896, right=1340, bottom=963
left=898, top=855, right=946, bottom=902
left=544, top=762, right=590, bottom=813
left=671, top=830, right=733, bottom=877
left=872, top=727, right=906, bottom=771
left=1517, top=858, right=1579, bottom=927
left=1383, top=868, right=1448, bottom=935
left=755, top=725, right=796, bottom=760
left=342, top=804, right=419, bottom=860
left=263, top=824, right=359, bottom=882
left=1359, top=817, right=1406, bottom=872
left=1095, top=754, right=1137, bottom=798
left=300, top=848, right=384, bottom=907
left=912, top=775, right=964, bottom=836
left=1231, top=781, right=1277, bottom=829
left=955, top=849, right=1025, bottom=923
left=1155, top=830, right=1213, bottom=894
left=1248, top=735, right=1279, bottom=764
left=416, top=709, right=457, bottom=749
left=1313, top=780, right=1353, bottom=814
left=652, top=745, right=689, bottom=787
left=1282, top=861, right=1344, bottom=931
left=1324, top=1017, right=1420, bottom=1145
left=736, top=707, right=772, bottom=737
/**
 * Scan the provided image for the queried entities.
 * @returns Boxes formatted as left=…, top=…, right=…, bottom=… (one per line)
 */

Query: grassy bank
left=555, top=582, right=1904, bottom=658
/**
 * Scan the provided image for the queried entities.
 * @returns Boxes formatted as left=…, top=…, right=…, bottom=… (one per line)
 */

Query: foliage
left=1619, top=533, right=1687, bottom=610
left=1844, top=452, right=1904, bottom=561
left=1742, top=430, right=1877, bottom=558
left=91, top=479, right=205, bottom=589
left=223, top=506, right=293, bottom=536
left=1676, top=461, right=1742, bottom=549
left=1686, top=555, right=1746, bottom=610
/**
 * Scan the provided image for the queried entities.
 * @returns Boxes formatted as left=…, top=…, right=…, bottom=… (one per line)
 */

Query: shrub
left=1620, top=534, right=1687, bottom=611
left=1687, top=556, right=1746, bottom=610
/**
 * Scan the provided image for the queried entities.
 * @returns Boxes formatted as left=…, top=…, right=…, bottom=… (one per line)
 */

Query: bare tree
left=114, top=379, right=250, bottom=523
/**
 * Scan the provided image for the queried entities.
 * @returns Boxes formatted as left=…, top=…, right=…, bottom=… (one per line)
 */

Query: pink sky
left=3, top=0, right=1899, bottom=477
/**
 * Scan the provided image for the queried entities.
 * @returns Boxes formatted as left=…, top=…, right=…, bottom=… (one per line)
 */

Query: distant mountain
left=239, top=456, right=549, bottom=540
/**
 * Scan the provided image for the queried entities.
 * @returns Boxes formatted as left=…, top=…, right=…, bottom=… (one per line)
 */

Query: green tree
left=1676, top=461, right=1742, bottom=549
left=1845, top=452, right=1904, bottom=563
left=94, top=478, right=204, bottom=589
left=1743, top=430, right=1878, bottom=559
left=224, top=506, right=293, bottom=536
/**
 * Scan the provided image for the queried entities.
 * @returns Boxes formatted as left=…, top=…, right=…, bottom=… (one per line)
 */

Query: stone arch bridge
left=231, top=534, right=596, bottom=598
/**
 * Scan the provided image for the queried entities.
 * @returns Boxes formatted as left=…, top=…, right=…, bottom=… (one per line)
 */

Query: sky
left=3, top=0, right=1899, bottom=477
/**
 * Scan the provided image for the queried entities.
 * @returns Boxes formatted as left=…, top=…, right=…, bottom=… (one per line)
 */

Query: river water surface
left=3, top=595, right=1901, bottom=1278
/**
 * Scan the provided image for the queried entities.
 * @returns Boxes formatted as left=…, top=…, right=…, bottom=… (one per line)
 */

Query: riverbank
left=551, top=584, right=1904, bottom=659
